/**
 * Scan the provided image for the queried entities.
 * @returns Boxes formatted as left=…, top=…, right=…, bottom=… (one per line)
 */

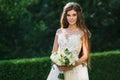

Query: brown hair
left=60, top=2, right=91, bottom=68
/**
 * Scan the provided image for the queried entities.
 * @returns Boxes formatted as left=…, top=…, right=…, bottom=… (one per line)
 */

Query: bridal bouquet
left=50, top=48, right=78, bottom=80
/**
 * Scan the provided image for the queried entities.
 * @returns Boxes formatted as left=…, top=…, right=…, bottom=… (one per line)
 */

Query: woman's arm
left=75, top=35, right=89, bottom=66
left=52, top=30, right=59, bottom=53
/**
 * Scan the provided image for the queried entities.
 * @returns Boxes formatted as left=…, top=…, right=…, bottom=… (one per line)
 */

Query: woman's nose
left=70, top=16, right=73, bottom=19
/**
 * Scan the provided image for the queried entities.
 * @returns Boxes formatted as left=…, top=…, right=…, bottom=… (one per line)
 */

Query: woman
left=47, top=2, right=91, bottom=80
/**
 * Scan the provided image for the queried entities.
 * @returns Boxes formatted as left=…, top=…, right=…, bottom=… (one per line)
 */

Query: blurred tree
left=0, top=0, right=120, bottom=59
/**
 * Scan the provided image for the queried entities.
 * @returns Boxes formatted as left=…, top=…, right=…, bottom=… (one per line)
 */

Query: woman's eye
left=73, top=14, right=77, bottom=16
left=67, top=14, right=70, bottom=16
left=67, top=14, right=77, bottom=17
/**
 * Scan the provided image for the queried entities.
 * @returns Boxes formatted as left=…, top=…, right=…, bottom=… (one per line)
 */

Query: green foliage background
left=0, top=0, right=120, bottom=59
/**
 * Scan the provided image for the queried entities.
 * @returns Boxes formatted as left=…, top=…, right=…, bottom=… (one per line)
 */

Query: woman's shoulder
left=76, top=28, right=84, bottom=35
left=56, top=28, right=63, bottom=35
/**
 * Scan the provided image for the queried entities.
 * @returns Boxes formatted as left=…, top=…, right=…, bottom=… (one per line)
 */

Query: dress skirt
left=47, top=63, right=89, bottom=80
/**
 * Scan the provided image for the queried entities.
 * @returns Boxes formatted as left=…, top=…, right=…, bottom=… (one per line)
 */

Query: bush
left=0, top=50, right=120, bottom=80
left=89, top=50, right=120, bottom=80
left=0, top=57, right=51, bottom=80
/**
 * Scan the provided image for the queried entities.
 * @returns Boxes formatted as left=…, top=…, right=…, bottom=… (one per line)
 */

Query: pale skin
left=52, top=10, right=88, bottom=71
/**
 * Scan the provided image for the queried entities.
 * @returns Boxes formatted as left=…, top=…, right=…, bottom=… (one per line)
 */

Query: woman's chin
left=69, top=23, right=76, bottom=25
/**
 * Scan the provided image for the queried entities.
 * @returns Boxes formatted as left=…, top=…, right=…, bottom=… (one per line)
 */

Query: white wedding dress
left=47, top=28, right=89, bottom=80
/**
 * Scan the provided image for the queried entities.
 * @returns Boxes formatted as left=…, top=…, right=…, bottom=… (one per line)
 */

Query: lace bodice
left=56, top=28, right=84, bottom=57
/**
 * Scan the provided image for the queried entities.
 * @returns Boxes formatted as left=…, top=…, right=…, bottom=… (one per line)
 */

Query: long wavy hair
left=60, top=2, right=91, bottom=68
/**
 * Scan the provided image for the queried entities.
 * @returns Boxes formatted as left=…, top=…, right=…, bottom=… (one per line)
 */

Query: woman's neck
left=68, top=24, right=77, bottom=29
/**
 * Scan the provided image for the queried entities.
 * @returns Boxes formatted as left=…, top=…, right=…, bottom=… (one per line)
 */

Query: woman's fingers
left=58, top=66, right=73, bottom=71
left=59, top=66, right=65, bottom=70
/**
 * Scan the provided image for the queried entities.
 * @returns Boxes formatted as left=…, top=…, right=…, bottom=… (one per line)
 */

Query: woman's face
left=66, top=10, right=77, bottom=26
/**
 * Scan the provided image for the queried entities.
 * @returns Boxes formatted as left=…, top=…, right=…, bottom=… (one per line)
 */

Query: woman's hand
left=57, top=65, right=74, bottom=71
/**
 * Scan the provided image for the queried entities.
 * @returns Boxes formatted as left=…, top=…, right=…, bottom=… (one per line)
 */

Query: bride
left=47, top=2, right=91, bottom=80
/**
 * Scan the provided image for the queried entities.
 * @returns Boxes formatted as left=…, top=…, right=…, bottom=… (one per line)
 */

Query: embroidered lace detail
left=56, top=28, right=84, bottom=57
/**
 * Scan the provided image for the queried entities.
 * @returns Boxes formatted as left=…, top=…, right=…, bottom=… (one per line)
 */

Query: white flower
left=50, top=48, right=78, bottom=66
